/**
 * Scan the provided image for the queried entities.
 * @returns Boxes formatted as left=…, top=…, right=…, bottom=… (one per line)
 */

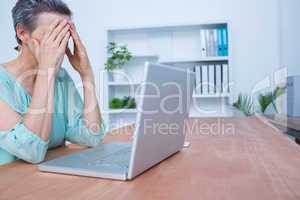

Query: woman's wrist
left=80, top=68, right=94, bottom=82
left=81, top=71, right=97, bottom=98
left=36, top=67, right=57, bottom=81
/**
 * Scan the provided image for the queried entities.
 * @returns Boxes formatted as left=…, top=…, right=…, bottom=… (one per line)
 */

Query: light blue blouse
left=0, top=66, right=106, bottom=165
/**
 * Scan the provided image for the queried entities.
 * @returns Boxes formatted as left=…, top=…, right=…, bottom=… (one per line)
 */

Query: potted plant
left=105, top=42, right=133, bottom=82
left=122, top=96, right=137, bottom=109
left=258, top=86, right=286, bottom=114
left=109, top=97, right=124, bottom=109
left=233, top=93, right=254, bottom=116
left=109, top=96, right=137, bottom=110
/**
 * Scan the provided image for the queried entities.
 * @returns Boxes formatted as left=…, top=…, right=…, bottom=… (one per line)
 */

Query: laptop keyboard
left=92, top=147, right=131, bottom=166
left=85, top=144, right=132, bottom=168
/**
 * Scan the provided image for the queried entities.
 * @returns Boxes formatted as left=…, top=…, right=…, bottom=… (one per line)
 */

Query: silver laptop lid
left=127, top=62, right=195, bottom=179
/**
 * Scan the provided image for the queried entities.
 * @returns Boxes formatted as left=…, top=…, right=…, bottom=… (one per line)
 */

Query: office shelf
left=160, top=56, right=229, bottom=64
left=105, top=21, right=232, bottom=129
left=108, top=82, right=141, bottom=86
left=193, top=93, right=230, bottom=98
left=133, top=54, right=159, bottom=59
left=108, top=109, right=138, bottom=114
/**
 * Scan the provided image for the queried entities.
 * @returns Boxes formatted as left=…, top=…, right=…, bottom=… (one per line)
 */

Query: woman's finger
left=48, top=20, right=68, bottom=43
left=32, top=39, right=40, bottom=58
left=69, top=23, right=83, bottom=48
left=43, top=19, right=60, bottom=41
left=59, top=32, right=71, bottom=52
left=55, top=25, right=70, bottom=45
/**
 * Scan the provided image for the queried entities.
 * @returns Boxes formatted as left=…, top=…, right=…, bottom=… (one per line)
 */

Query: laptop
left=38, top=62, right=195, bottom=180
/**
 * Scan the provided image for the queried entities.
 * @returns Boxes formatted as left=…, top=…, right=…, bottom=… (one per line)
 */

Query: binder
left=205, top=30, right=211, bottom=57
left=208, top=65, right=215, bottom=94
left=222, top=64, right=229, bottom=93
left=195, top=65, right=201, bottom=94
left=200, top=30, right=207, bottom=57
left=215, top=64, right=222, bottom=94
left=217, top=28, right=223, bottom=56
left=201, top=65, right=209, bottom=94
left=208, top=29, right=215, bottom=56
left=193, top=66, right=196, bottom=94
left=213, top=29, right=218, bottom=57
left=222, top=28, right=228, bottom=56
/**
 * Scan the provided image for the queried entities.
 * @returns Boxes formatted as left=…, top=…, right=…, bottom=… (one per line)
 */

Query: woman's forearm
left=81, top=72, right=102, bottom=133
left=23, top=70, right=56, bottom=141
left=21, top=19, right=71, bottom=142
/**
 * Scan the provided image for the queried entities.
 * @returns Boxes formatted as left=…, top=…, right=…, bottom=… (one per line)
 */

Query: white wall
left=0, top=0, right=294, bottom=111
left=279, top=0, right=300, bottom=77
left=0, top=1, right=19, bottom=63
left=66, top=0, right=282, bottom=96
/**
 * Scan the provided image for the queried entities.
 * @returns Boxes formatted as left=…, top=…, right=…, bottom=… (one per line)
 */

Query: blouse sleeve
left=0, top=81, right=48, bottom=164
left=62, top=69, right=106, bottom=147
left=0, top=122, right=49, bottom=164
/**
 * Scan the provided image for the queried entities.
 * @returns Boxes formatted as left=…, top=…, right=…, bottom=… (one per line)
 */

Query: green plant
left=233, top=94, right=254, bottom=116
left=122, top=96, right=137, bottom=109
left=109, top=96, right=137, bottom=109
left=109, top=98, right=123, bottom=109
left=258, top=93, right=273, bottom=113
left=105, top=42, right=133, bottom=71
left=258, top=86, right=286, bottom=113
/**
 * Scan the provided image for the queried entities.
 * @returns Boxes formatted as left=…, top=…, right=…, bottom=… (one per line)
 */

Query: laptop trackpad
left=38, top=142, right=132, bottom=180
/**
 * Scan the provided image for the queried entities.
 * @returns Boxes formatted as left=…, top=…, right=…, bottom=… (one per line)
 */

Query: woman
left=0, top=0, right=106, bottom=165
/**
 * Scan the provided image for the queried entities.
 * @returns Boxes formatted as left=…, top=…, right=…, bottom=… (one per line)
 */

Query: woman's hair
left=12, top=0, right=72, bottom=50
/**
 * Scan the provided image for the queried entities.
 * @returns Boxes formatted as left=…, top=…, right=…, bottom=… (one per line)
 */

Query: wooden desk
left=1, top=118, right=300, bottom=200
left=261, top=114, right=300, bottom=131
left=258, top=114, right=300, bottom=144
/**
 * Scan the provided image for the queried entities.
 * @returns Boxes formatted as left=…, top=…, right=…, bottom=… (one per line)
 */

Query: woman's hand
left=66, top=22, right=93, bottom=79
left=30, top=19, right=70, bottom=74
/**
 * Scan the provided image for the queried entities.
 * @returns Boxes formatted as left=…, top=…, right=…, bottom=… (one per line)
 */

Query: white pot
left=111, top=69, right=127, bottom=82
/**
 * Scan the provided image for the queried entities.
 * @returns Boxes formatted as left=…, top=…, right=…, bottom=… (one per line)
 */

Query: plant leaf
left=233, top=94, right=254, bottom=116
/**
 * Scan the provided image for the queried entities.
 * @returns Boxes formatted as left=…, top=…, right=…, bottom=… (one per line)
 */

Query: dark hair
left=12, top=0, right=72, bottom=50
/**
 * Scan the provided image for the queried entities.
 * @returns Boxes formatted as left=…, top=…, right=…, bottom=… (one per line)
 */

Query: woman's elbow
left=0, top=122, right=50, bottom=164
left=86, top=136, right=104, bottom=148
left=22, top=143, right=48, bottom=164
left=26, top=154, right=45, bottom=164
left=88, top=123, right=107, bottom=147
left=23, top=150, right=46, bottom=164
